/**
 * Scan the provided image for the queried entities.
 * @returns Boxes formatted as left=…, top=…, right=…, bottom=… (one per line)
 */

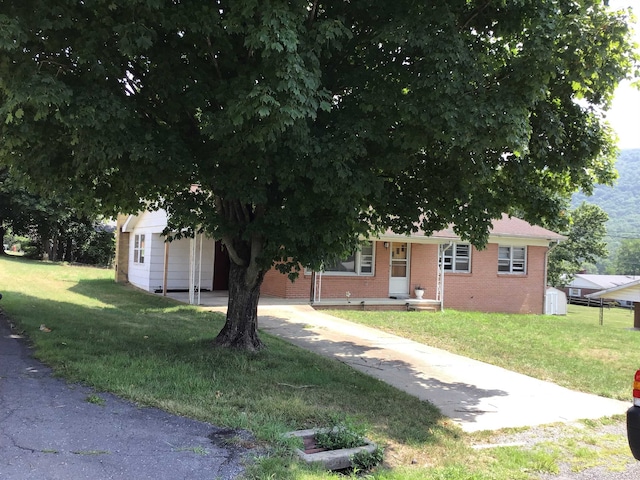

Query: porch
left=161, top=290, right=441, bottom=312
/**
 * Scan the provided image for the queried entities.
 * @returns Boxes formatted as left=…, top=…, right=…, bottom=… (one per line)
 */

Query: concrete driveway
left=250, top=304, right=629, bottom=433
left=0, top=315, right=252, bottom=480
left=165, top=290, right=630, bottom=433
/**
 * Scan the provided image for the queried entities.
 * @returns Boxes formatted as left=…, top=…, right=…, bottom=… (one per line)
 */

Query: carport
left=586, top=279, right=640, bottom=329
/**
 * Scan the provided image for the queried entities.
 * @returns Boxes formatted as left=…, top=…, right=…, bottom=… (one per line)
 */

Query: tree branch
left=214, top=195, right=247, bottom=267
left=205, top=36, right=223, bottom=80
left=460, top=0, right=492, bottom=31
left=245, top=232, right=263, bottom=288
left=307, top=0, right=319, bottom=28
left=221, top=234, right=247, bottom=267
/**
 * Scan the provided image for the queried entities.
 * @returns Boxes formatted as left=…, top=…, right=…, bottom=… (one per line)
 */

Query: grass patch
left=173, top=446, right=209, bottom=455
left=0, top=255, right=636, bottom=479
left=328, top=306, right=640, bottom=400
left=85, top=394, right=106, bottom=406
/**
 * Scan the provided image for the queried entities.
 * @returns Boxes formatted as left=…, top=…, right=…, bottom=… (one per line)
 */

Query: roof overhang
left=120, top=214, right=139, bottom=233
left=373, top=232, right=560, bottom=247
left=585, top=279, right=640, bottom=303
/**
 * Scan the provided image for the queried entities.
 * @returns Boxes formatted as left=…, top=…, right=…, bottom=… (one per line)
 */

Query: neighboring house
left=586, top=280, right=640, bottom=328
left=115, top=212, right=564, bottom=314
left=563, top=274, right=640, bottom=308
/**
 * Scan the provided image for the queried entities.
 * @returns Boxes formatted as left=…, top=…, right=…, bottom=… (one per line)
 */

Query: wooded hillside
left=573, top=148, right=640, bottom=254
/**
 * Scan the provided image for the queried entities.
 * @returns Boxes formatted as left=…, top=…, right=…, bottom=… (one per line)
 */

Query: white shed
left=545, top=287, right=567, bottom=315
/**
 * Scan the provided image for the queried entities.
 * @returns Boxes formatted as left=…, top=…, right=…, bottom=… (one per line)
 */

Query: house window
left=441, top=243, right=471, bottom=272
left=498, top=246, right=526, bottom=273
left=134, top=234, right=145, bottom=264
left=322, top=242, right=374, bottom=276
left=569, top=288, right=581, bottom=297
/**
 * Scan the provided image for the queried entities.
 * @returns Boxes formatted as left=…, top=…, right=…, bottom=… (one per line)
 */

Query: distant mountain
left=572, top=149, right=640, bottom=253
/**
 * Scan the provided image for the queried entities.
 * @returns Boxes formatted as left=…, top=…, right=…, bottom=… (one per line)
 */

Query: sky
left=606, top=0, right=640, bottom=149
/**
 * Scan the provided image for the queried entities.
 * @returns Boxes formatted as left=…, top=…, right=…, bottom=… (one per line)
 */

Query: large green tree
left=0, top=1, right=636, bottom=350
left=547, top=202, right=609, bottom=286
left=1, top=167, right=114, bottom=264
left=615, top=239, right=640, bottom=275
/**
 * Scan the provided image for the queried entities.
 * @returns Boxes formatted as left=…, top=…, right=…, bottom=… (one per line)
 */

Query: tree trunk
left=213, top=260, right=266, bottom=351
left=64, top=237, right=73, bottom=262
left=50, top=234, right=58, bottom=261
left=0, top=226, right=6, bottom=255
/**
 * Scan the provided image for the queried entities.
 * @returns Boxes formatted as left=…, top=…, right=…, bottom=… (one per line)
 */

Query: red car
left=628, top=370, right=640, bottom=460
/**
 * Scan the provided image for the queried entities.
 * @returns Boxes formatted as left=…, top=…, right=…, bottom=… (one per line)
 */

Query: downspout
left=543, top=239, right=561, bottom=314
left=197, top=233, right=203, bottom=305
left=313, top=270, right=323, bottom=303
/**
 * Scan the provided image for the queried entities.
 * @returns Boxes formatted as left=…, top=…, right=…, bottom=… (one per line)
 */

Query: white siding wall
left=128, top=228, right=153, bottom=291
left=127, top=210, right=169, bottom=292
left=148, top=233, right=167, bottom=292
left=135, top=209, right=168, bottom=230
left=164, top=236, right=215, bottom=291
left=126, top=210, right=215, bottom=292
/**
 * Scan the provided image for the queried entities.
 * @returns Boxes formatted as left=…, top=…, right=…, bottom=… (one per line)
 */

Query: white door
left=389, top=242, right=410, bottom=296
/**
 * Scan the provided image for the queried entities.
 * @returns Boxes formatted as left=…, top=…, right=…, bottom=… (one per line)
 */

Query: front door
left=389, top=242, right=410, bottom=297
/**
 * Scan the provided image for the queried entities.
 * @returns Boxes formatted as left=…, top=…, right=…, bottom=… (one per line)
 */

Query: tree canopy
left=615, top=239, right=640, bottom=275
left=0, top=1, right=637, bottom=349
left=0, top=167, right=115, bottom=264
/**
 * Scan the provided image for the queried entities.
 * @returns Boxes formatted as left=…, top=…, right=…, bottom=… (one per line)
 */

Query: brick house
left=115, top=212, right=563, bottom=314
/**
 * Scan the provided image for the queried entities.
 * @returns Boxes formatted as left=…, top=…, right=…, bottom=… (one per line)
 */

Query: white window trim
left=498, top=245, right=527, bottom=274
left=441, top=243, right=471, bottom=273
left=306, top=242, right=375, bottom=276
left=133, top=234, right=145, bottom=264
left=569, top=288, right=581, bottom=297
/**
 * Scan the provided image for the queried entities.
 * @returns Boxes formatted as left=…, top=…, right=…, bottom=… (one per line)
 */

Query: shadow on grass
left=0, top=287, right=461, bottom=448
left=64, top=279, right=508, bottom=433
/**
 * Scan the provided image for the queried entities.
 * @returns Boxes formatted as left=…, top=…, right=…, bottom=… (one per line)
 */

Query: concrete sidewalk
left=250, top=304, right=628, bottom=433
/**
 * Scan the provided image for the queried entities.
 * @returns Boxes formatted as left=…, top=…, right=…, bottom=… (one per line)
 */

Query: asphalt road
left=0, top=314, right=251, bottom=480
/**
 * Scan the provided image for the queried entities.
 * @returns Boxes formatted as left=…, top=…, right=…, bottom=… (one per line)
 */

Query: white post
left=313, top=271, right=322, bottom=303
left=163, top=241, right=169, bottom=296
left=197, top=233, right=203, bottom=305
left=439, top=243, right=449, bottom=312
left=189, top=237, right=196, bottom=305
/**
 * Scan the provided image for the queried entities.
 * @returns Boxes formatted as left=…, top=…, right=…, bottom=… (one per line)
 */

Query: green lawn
left=0, top=255, right=636, bottom=479
left=328, top=304, right=640, bottom=401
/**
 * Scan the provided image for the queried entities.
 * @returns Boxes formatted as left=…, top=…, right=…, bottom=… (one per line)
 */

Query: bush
left=315, top=416, right=368, bottom=450
left=75, top=224, right=115, bottom=267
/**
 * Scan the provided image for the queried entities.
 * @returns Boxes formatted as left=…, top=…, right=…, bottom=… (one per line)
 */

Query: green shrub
left=351, top=446, right=384, bottom=471
left=315, top=416, right=368, bottom=450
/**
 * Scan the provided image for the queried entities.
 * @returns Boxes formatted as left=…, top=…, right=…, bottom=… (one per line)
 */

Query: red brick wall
left=261, top=242, right=548, bottom=314
left=262, top=242, right=442, bottom=300
left=410, top=244, right=440, bottom=298
left=261, top=267, right=289, bottom=297
left=443, top=244, right=546, bottom=314
left=291, top=241, right=392, bottom=299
